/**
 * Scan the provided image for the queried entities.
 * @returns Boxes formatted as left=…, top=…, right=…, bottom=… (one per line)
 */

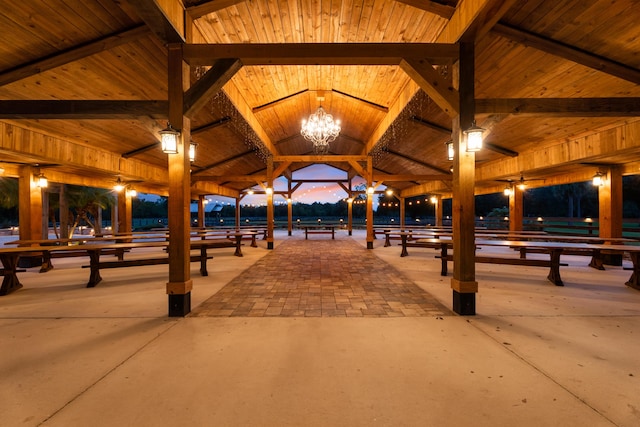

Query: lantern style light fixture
left=189, top=142, right=197, bottom=162
left=113, top=178, right=125, bottom=192
left=265, top=187, right=273, bottom=195
left=126, top=188, right=137, bottom=197
left=36, top=173, right=48, bottom=188
left=464, top=120, right=486, bottom=152
left=503, top=185, right=513, bottom=196
left=445, top=140, right=454, bottom=160
left=159, top=122, right=180, bottom=154
left=367, top=186, right=375, bottom=195
left=300, top=100, right=341, bottom=154
left=592, top=171, right=605, bottom=187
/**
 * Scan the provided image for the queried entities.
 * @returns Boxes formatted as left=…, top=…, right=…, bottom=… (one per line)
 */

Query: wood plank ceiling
left=0, top=0, right=639, bottom=198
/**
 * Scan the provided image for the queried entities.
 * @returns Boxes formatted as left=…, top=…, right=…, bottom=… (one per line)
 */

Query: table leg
left=331, top=228, right=335, bottom=239
left=440, top=244, right=448, bottom=276
left=588, top=249, right=605, bottom=270
left=200, top=246, right=209, bottom=276
left=305, top=229, right=308, bottom=240
left=625, top=252, right=640, bottom=291
left=384, top=230, right=391, bottom=247
left=0, top=253, right=23, bottom=295
left=400, top=235, right=408, bottom=257
left=546, top=248, right=564, bottom=286
left=234, top=235, right=243, bottom=257
left=86, top=249, right=103, bottom=288
left=40, top=250, right=54, bottom=273
left=250, top=234, right=257, bottom=248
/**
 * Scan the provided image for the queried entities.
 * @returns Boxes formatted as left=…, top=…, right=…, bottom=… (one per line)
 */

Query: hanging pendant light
left=301, top=102, right=341, bottom=154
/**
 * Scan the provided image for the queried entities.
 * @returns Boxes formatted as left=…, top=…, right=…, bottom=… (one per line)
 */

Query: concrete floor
left=0, top=230, right=639, bottom=426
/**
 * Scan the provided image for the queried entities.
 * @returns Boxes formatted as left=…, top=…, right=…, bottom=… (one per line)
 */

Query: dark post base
left=168, top=292, right=191, bottom=317
left=453, top=291, right=476, bottom=315
left=267, top=241, right=274, bottom=249
left=367, top=241, right=373, bottom=249
left=349, top=230, right=352, bottom=236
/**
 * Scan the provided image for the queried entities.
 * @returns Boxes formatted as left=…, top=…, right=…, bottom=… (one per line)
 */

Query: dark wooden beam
left=476, top=98, right=640, bottom=116
left=386, top=149, right=452, bottom=175
left=191, top=149, right=256, bottom=175
left=0, top=100, right=168, bottom=119
left=122, top=143, right=158, bottom=159
left=410, top=116, right=451, bottom=134
left=0, top=25, right=151, bottom=87
left=395, top=0, right=454, bottom=19
left=183, top=43, right=459, bottom=66
left=331, top=89, right=388, bottom=112
left=253, top=89, right=309, bottom=113
left=192, top=116, right=231, bottom=134
left=184, top=58, right=243, bottom=117
left=187, top=0, right=245, bottom=19
left=492, top=23, right=640, bottom=85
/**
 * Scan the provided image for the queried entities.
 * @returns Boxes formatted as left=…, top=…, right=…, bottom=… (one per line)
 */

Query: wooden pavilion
left=1, top=1, right=639, bottom=316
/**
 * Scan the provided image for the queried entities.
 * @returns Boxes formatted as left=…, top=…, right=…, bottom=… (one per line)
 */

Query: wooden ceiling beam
left=385, top=149, right=452, bottom=175
left=273, top=155, right=369, bottom=163
left=187, top=0, right=245, bottom=19
left=191, top=174, right=266, bottom=182
left=373, top=174, right=452, bottom=182
left=492, top=23, right=640, bottom=85
left=476, top=98, right=640, bottom=117
left=127, top=0, right=185, bottom=43
left=191, top=149, right=256, bottom=175
left=396, top=0, right=454, bottom=19
left=436, top=0, right=505, bottom=43
left=184, top=58, right=242, bottom=117
left=183, top=43, right=459, bottom=66
left=400, top=58, right=459, bottom=117
left=0, top=25, right=151, bottom=87
left=0, top=100, right=167, bottom=119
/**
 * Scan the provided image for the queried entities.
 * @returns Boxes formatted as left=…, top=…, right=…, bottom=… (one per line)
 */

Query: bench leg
left=331, top=228, right=334, bottom=239
left=250, top=235, right=257, bottom=248
left=546, top=249, right=564, bottom=286
left=0, top=254, right=23, bottom=296
left=86, top=249, right=103, bottom=288
left=625, top=252, right=640, bottom=291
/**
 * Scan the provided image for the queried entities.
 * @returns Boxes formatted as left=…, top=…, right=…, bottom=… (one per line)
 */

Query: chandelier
left=301, top=105, right=341, bottom=154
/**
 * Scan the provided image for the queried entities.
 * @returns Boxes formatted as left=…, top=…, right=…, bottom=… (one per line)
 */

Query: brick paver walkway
left=190, top=237, right=450, bottom=318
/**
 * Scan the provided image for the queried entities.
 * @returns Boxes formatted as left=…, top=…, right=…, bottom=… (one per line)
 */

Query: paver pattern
left=191, top=237, right=450, bottom=317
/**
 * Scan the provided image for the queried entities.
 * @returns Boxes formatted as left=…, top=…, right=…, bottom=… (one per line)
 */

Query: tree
left=64, top=186, right=115, bottom=237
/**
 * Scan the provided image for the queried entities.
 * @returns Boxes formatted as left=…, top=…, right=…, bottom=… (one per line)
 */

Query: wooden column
left=451, top=42, right=477, bottom=315
left=599, top=166, right=623, bottom=264
left=117, top=191, right=132, bottom=235
left=434, top=195, right=443, bottom=227
left=287, top=196, right=293, bottom=236
left=266, top=157, right=274, bottom=249
left=509, top=188, right=523, bottom=232
left=18, top=166, right=44, bottom=240
left=347, top=195, right=353, bottom=236
left=235, top=198, right=241, bottom=230
left=366, top=157, right=374, bottom=249
left=399, top=197, right=406, bottom=229
left=166, top=43, right=193, bottom=317
left=197, top=195, right=206, bottom=228
left=59, top=184, right=69, bottom=238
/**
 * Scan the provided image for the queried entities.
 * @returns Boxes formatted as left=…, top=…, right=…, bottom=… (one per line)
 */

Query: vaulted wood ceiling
left=1, top=0, right=639, bottom=199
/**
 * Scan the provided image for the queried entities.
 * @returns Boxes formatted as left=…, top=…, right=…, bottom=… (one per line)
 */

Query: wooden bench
left=391, top=232, right=640, bottom=289
left=302, top=225, right=336, bottom=239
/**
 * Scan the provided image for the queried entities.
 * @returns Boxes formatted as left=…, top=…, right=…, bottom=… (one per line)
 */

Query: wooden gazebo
left=1, top=1, right=639, bottom=315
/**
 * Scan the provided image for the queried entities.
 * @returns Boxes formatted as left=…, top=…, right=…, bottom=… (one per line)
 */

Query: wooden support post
left=166, top=43, right=193, bottom=317
left=197, top=195, right=206, bottom=228
left=599, top=166, right=623, bottom=265
left=509, top=187, right=523, bottom=232
left=366, top=157, right=374, bottom=249
left=451, top=42, right=477, bottom=315
left=59, top=184, right=69, bottom=238
left=287, top=195, right=293, bottom=236
left=399, top=197, right=406, bottom=229
left=266, top=157, right=274, bottom=249
left=235, top=198, right=241, bottom=230
left=18, top=166, right=44, bottom=241
left=117, top=191, right=132, bottom=235
left=347, top=194, right=353, bottom=236
left=434, top=195, right=443, bottom=227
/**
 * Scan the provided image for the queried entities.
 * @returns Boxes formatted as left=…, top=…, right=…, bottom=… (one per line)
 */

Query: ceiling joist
left=0, top=100, right=168, bottom=119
